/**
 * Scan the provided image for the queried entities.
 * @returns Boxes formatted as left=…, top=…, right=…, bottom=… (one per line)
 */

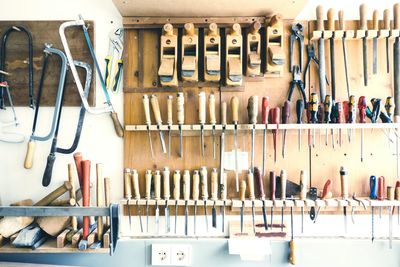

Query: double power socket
left=152, top=244, right=192, bottom=266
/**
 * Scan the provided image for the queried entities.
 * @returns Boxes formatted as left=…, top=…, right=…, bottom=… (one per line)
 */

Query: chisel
left=340, top=166, right=349, bottom=234
left=183, top=170, right=191, bottom=236
left=220, top=102, right=227, bottom=183
left=327, top=8, right=336, bottom=100
left=131, top=169, right=143, bottom=233
left=199, top=92, right=206, bottom=157
left=150, top=95, right=167, bottom=154
left=167, top=95, right=173, bottom=158
left=339, top=10, right=351, bottom=98
left=370, top=175, right=377, bottom=243
left=192, top=170, right=200, bottom=235
left=270, top=108, right=280, bottom=163
left=255, top=167, right=267, bottom=230
left=262, top=97, right=270, bottom=176
left=177, top=92, right=185, bottom=158
left=231, top=96, right=240, bottom=191
left=211, top=168, right=218, bottom=228
left=280, top=170, right=287, bottom=232
left=209, top=93, right=217, bottom=160
left=247, top=95, right=258, bottom=171
left=384, top=9, right=391, bottom=73
left=240, top=180, right=246, bottom=234
left=123, top=168, right=132, bottom=230
left=154, top=170, right=161, bottom=235
left=247, top=169, right=256, bottom=233
left=200, top=166, right=209, bottom=232
left=96, top=164, right=104, bottom=239
left=316, top=5, right=327, bottom=100
left=162, top=167, right=171, bottom=233
left=394, top=4, right=400, bottom=120
left=142, top=95, right=154, bottom=158
left=372, top=10, right=379, bottom=75
left=220, top=172, right=227, bottom=232
left=358, top=96, right=366, bottom=162
left=299, top=170, right=307, bottom=233
left=270, top=171, right=276, bottom=228
left=145, top=169, right=152, bottom=233
left=282, top=101, right=290, bottom=158
left=173, top=170, right=181, bottom=234
left=360, top=4, right=369, bottom=86
left=296, top=100, right=304, bottom=151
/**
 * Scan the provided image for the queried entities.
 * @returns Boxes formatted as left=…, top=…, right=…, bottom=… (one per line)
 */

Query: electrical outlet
left=152, top=244, right=171, bottom=266
left=170, top=244, right=192, bottom=266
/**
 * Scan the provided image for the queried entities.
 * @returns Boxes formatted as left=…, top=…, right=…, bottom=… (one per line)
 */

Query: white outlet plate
left=170, top=244, right=192, bottom=266
left=152, top=244, right=171, bottom=266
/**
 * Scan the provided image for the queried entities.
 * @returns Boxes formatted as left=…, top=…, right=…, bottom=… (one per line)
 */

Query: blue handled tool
left=370, top=175, right=377, bottom=243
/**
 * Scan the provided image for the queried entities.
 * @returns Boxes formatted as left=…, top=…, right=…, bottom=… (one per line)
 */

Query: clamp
left=288, top=65, right=307, bottom=104
left=289, top=23, right=304, bottom=72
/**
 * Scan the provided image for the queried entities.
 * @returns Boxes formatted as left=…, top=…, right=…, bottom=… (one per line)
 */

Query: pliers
left=288, top=65, right=307, bottom=104
left=105, top=28, right=124, bottom=93
left=303, top=44, right=329, bottom=90
left=289, top=23, right=304, bottom=72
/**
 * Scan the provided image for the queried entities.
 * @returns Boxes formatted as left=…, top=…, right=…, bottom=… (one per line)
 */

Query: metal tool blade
left=137, top=202, right=144, bottom=233
left=270, top=207, right=274, bottom=229
left=185, top=201, right=188, bottom=236
left=342, top=37, right=350, bottom=98
left=127, top=199, right=132, bottom=230
left=251, top=128, right=255, bottom=171
left=147, top=129, right=154, bottom=158
left=221, top=202, right=225, bottom=232
left=389, top=206, right=393, bottom=249
left=372, top=206, right=375, bottom=243
left=262, top=201, right=268, bottom=230
left=363, top=37, right=368, bottom=86
left=220, top=129, right=225, bottom=181
left=301, top=207, right=304, bottom=233
left=330, top=38, right=336, bottom=100
left=318, top=38, right=327, bottom=100
left=194, top=201, right=197, bottom=235
left=212, top=203, right=217, bottom=228
left=175, top=201, right=178, bottom=234
left=146, top=200, right=149, bottom=232
left=282, top=129, right=287, bottom=158
left=168, top=127, right=171, bottom=158
left=373, top=37, right=378, bottom=74
left=344, top=207, right=347, bottom=234
left=262, top=128, right=267, bottom=176
left=158, top=127, right=167, bottom=154
left=179, top=126, right=183, bottom=158
left=386, top=37, right=390, bottom=73
left=165, top=201, right=170, bottom=233
left=234, top=127, right=239, bottom=192
left=252, top=202, right=256, bottom=233
left=201, top=126, right=205, bottom=157
left=240, top=202, right=244, bottom=233
left=155, top=202, right=159, bottom=235
left=281, top=207, right=284, bottom=231
left=212, top=127, right=216, bottom=160
left=298, top=129, right=301, bottom=151
left=204, top=200, right=209, bottom=232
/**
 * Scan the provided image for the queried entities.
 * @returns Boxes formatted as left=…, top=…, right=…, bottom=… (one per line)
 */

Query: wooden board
left=0, top=21, right=95, bottom=107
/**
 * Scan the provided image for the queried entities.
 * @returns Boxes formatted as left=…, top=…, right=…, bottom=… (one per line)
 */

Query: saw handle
left=24, top=140, right=35, bottom=169
left=111, top=112, right=124, bottom=137
left=183, top=170, right=191, bottom=201
left=270, top=171, right=276, bottom=201
left=42, top=153, right=56, bottom=187
left=359, top=4, right=368, bottom=31
left=192, top=170, right=200, bottom=201
left=262, top=97, right=270, bottom=124
left=209, top=93, right=216, bottom=125
left=316, top=5, right=325, bottom=31
left=327, top=8, right=335, bottom=31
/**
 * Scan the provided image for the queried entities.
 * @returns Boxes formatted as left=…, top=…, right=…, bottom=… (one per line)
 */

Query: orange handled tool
left=81, top=160, right=91, bottom=240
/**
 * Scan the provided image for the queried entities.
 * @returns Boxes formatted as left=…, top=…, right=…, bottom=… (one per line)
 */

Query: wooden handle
left=327, top=8, right=335, bottom=31
left=73, top=152, right=83, bottom=188
left=167, top=95, right=173, bottom=125
left=377, top=176, right=385, bottom=200
left=395, top=181, right=400, bottom=200
left=173, top=170, right=181, bottom=200
left=162, top=167, right=170, bottom=200
left=209, top=93, right=216, bottom=124
left=360, top=4, right=368, bottom=30
left=340, top=166, right=349, bottom=199
left=247, top=169, right=255, bottom=200
left=262, top=97, right=270, bottom=124
left=198, top=92, right=206, bottom=124
left=104, top=177, right=111, bottom=227
left=68, top=163, right=77, bottom=231
left=192, top=170, right=200, bottom=200
left=300, top=170, right=307, bottom=200
left=184, top=22, right=195, bottom=36
left=387, top=186, right=395, bottom=200
left=24, top=140, right=35, bottom=169
left=96, top=163, right=104, bottom=240
left=211, top=168, right=218, bottom=201
left=247, top=95, right=258, bottom=124
left=145, top=170, right=152, bottom=199
left=231, top=23, right=241, bottom=35
left=176, top=92, right=185, bottom=124
left=395, top=4, right=400, bottom=30
left=111, top=112, right=124, bottom=137
left=289, top=240, right=296, bottom=265
left=34, top=181, right=72, bottom=206
left=221, top=101, right=227, bottom=126
left=154, top=170, right=161, bottom=200
left=142, top=95, right=151, bottom=125
left=131, top=169, right=140, bottom=199
left=269, top=14, right=282, bottom=27
left=250, top=21, right=261, bottom=34
left=81, top=160, right=91, bottom=240
left=231, top=96, right=239, bottom=123
left=373, top=10, right=379, bottom=30
left=150, top=94, right=162, bottom=125
left=221, top=172, right=227, bottom=201
left=338, top=10, right=345, bottom=31
left=280, top=170, right=287, bottom=200
left=208, top=23, right=218, bottom=36
left=321, top=179, right=332, bottom=199
left=163, top=23, right=174, bottom=35
left=254, top=167, right=265, bottom=200
left=124, top=168, right=132, bottom=198
left=239, top=180, right=246, bottom=201
left=183, top=170, right=190, bottom=201
left=384, top=9, right=390, bottom=30
left=200, top=166, right=208, bottom=200
left=316, top=5, right=325, bottom=31
left=270, top=171, right=276, bottom=201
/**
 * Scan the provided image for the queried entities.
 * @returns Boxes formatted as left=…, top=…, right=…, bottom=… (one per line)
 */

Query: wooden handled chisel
left=200, top=166, right=209, bottom=232
left=247, top=95, right=258, bottom=172
left=192, top=170, right=200, bottom=235
left=183, top=170, right=191, bottom=236
left=162, top=167, right=171, bottom=233
left=173, top=170, right=181, bottom=234
left=231, top=96, right=240, bottom=192
left=132, top=169, right=143, bottom=233
left=154, top=170, right=161, bottom=235
left=150, top=95, right=167, bottom=154
left=145, top=170, right=152, bottom=233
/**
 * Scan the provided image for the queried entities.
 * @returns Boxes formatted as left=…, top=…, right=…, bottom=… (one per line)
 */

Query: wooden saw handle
left=24, top=140, right=35, bottom=169
left=111, top=112, right=124, bottom=137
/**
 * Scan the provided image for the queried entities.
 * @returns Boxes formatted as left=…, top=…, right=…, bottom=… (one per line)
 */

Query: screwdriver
left=192, top=170, right=200, bottom=235
left=220, top=172, right=227, bottom=232
left=299, top=170, right=307, bottom=233
left=369, top=175, right=377, bottom=243
left=343, top=100, right=349, bottom=142
left=167, top=95, right=173, bottom=158
left=211, top=168, right=218, bottom=228
left=280, top=170, right=287, bottom=231
left=123, top=168, right=132, bottom=230
left=177, top=92, right=185, bottom=158
left=270, top=171, right=276, bottom=228
left=262, top=97, right=270, bottom=176
left=317, top=103, right=324, bottom=146
left=173, top=170, right=181, bottom=234
left=200, top=166, right=209, bottom=232
left=348, top=95, right=357, bottom=143
left=162, top=167, right=171, bottom=233
left=209, top=93, right=217, bottom=160
left=247, top=96, right=258, bottom=172
left=145, top=169, right=152, bottom=232
left=154, top=170, right=161, bottom=235
left=323, top=95, right=332, bottom=147
left=183, top=170, right=190, bottom=236
left=358, top=96, right=367, bottom=162
left=247, top=169, right=256, bottom=233
left=199, top=92, right=206, bottom=157
left=282, top=101, right=290, bottom=158
left=150, top=95, right=167, bottom=154
left=131, top=169, right=143, bottom=233
left=231, top=96, right=240, bottom=192
left=331, top=101, right=337, bottom=148
left=377, top=176, right=385, bottom=219
left=270, top=108, right=280, bottom=163
left=220, top=102, right=227, bottom=184
left=142, top=95, right=154, bottom=158
left=240, top=180, right=247, bottom=234
left=336, top=102, right=343, bottom=147
left=296, top=99, right=304, bottom=151
left=309, top=93, right=319, bottom=147
left=340, top=166, right=349, bottom=234
left=255, top=167, right=268, bottom=230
